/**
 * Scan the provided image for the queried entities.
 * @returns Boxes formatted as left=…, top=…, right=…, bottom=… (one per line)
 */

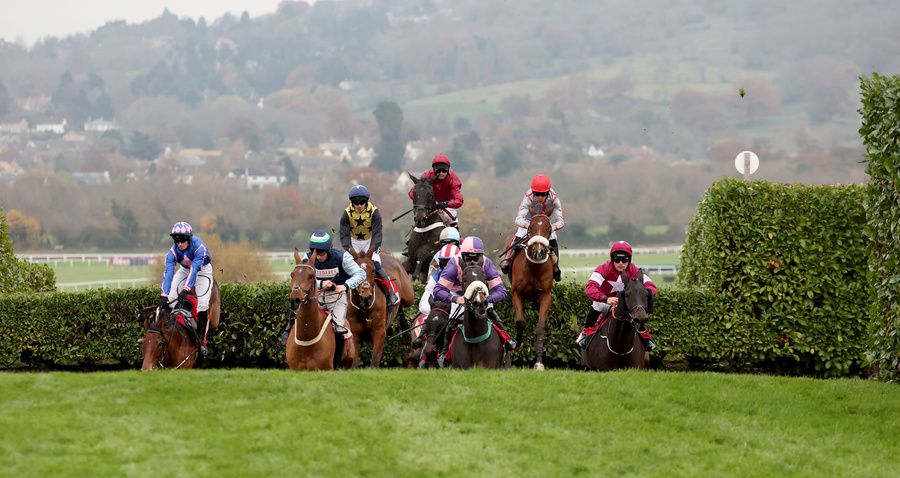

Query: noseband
left=291, top=264, right=316, bottom=306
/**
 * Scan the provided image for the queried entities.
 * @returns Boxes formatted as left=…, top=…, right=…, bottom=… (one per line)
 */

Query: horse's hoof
left=533, top=362, right=545, bottom=371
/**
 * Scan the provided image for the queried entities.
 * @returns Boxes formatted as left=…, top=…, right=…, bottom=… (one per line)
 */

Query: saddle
left=172, top=295, right=202, bottom=344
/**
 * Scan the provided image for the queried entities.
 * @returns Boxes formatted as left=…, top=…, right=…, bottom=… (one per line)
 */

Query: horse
left=346, top=255, right=390, bottom=367
left=509, top=213, right=556, bottom=370
left=408, top=302, right=456, bottom=368
left=140, top=279, right=221, bottom=371
left=403, top=172, right=443, bottom=283
left=285, top=249, right=355, bottom=371
left=447, top=265, right=507, bottom=369
left=378, top=252, right=416, bottom=333
left=582, top=268, right=651, bottom=371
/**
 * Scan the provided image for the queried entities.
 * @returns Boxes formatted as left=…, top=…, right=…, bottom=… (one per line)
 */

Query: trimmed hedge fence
left=0, top=279, right=869, bottom=376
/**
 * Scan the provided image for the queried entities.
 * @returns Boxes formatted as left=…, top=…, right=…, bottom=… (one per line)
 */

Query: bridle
left=524, top=214, right=552, bottom=264
left=145, top=312, right=196, bottom=369
left=290, top=264, right=317, bottom=307
left=599, top=290, right=648, bottom=356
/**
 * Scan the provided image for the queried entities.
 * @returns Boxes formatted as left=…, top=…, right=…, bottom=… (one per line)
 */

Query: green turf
left=0, top=370, right=896, bottom=477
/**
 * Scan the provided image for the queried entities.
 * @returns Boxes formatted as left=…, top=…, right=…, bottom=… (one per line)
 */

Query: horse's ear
left=407, top=171, right=419, bottom=184
left=293, top=247, right=302, bottom=264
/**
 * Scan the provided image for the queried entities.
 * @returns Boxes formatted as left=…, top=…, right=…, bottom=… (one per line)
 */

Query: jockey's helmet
left=431, top=154, right=451, bottom=168
left=348, top=184, right=369, bottom=200
left=610, top=240, right=633, bottom=259
left=309, top=231, right=333, bottom=251
left=460, top=236, right=485, bottom=254
left=438, top=243, right=461, bottom=260
left=531, top=174, right=552, bottom=193
left=170, top=222, right=193, bottom=242
left=439, top=226, right=460, bottom=244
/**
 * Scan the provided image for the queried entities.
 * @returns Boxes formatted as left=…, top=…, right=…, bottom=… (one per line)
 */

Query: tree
left=280, top=156, right=299, bottom=186
left=111, top=200, right=139, bottom=244
left=372, top=101, right=404, bottom=172
left=125, top=131, right=162, bottom=161
left=494, top=146, right=521, bottom=178
left=4, top=209, right=42, bottom=249
left=0, top=81, right=10, bottom=118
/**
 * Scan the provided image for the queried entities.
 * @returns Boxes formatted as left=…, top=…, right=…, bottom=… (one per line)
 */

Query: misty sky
left=0, top=0, right=287, bottom=45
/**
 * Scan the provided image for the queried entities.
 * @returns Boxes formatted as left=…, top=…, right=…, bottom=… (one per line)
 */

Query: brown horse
left=448, top=265, right=506, bottom=369
left=404, top=173, right=443, bottom=283
left=379, top=252, right=416, bottom=331
left=285, top=249, right=354, bottom=371
left=582, top=268, right=650, bottom=371
left=509, top=213, right=556, bottom=370
left=141, top=279, right=220, bottom=371
left=409, top=303, right=456, bottom=368
left=347, top=255, right=390, bottom=367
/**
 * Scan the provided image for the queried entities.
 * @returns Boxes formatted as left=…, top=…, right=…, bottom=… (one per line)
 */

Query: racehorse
left=582, top=268, right=651, bottom=370
left=408, top=302, right=455, bottom=368
left=403, top=172, right=443, bottom=283
left=285, top=249, right=354, bottom=371
left=141, top=279, right=221, bottom=371
left=347, top=255, right=389, bottom=367
left=378, top=252, right=416, bottom=333
left=448, top=265, right=506, bottom=369
left=509, top=213, right=555, bottom=370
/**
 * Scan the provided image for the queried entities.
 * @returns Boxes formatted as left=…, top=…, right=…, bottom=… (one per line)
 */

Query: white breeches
left=319, top=290, right=349, bottom=327
left=166, top=263, right=213, bottom=312
left=350, top=238, right=381, bottom=264
left=591, top=301, right=612, bottom=313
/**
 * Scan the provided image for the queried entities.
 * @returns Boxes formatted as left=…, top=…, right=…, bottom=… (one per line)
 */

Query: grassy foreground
left=1, top=370, right=896, bottom=478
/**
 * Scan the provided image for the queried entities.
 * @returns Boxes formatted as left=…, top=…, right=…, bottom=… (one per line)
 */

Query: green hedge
left=678, top=178, right=870, bottom=377
left=1, top=281, right=722, bottom=370
left=860, top=73, right=900, bottom=382
left=0, top=208, right=55, bottom=294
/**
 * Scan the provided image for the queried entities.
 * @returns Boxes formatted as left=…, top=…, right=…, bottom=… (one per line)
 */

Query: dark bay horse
left=582, top=268, right=650, bottom=371
left=347, top=255, right=389, bottom=367
left=448, top=265, right=506, bottom=369
left=404, top=172, right=443, bottom=283
left=509, top=213, right=555, bottom=370
left=141, top=279, right=221, bottom=371
left=285, top=249, right=354, bottom=371
left=409, top=302, right=456, bottom=368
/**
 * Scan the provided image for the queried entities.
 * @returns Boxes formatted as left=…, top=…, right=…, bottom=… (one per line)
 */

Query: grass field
left=0, top=370, right=896, bottom=478
left=47, top=251, right=681, bottom=290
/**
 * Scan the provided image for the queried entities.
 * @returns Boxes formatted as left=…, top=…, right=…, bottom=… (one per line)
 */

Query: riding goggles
left=612, top=255, right=631, bottom=264
left=311, top=248, right=329, bottom=255
left=433, top=167, right=449, bottom=174
left=350, top=198, right=368, bottom=206
left=172, top=235, right=190, bottom=244
left=461, top=252, right=482, bottom=264
left=533, top=191, right=549, bottom=197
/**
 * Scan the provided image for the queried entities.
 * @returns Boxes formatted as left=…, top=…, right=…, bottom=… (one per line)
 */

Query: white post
left=743, top=151, right=751, bottom=181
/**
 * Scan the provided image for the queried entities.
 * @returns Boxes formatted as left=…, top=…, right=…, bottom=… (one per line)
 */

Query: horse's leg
left=370, top=324, right=387, bottom=368
left=511, top=289, right=526, bottom=351
left=533, top=292, right=552, bottom=371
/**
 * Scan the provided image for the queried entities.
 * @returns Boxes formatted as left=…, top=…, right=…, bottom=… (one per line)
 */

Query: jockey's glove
left=435, top=200, right=449, bottom=209
left=177, top=289, right=189, bottom=303
left=158, top=296, right=169, bottom=309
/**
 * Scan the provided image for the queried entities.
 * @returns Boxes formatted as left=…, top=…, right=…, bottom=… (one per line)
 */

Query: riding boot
left=196, top=311, right=209, bottom=356
left=280, top=314, right=296, bottom=346
left=639, top=330, right=657, bottom=352
left=549, top=239, right=561, bottom=282
left=487, top=308, right=517, bottom=351
left=499, top=258, right=511, bottom=275
left=577, top=307, right=602, bottom=349
left=438, top=320, right=459, bottom=367
left=375, top=267, right=399, bottom=305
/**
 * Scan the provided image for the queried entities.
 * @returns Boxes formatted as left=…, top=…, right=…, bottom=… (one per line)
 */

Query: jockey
left=160, top=221, right=214, bottom=356
left=280, top=231, right=366, bottom=344
left=434, top=236, right=517, bottom=356
left=499, top=174, right=565, bottom=282
left=426, top=226, right=460, bottom=279
left=577, top=241, right=658, bottom=351
left=339, top=184, right=399, bottom=305
left=412, top=242, right=462, bottom=350
left=408, top=153, right=464, bottom=226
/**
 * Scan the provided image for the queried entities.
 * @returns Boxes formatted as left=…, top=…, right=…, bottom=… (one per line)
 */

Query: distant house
left=0, top=120, right=29, bottom=135
left=354, top=147, right=375, bottom=166
left=72, top=171, right=111, bottom=185
left=63, top=131, right=86, bottom=142
left=226, top=168, right=285, bottom=191
left=34, top=119, right=67, bottom=135
left=404, top=142, right=425, bottom=162
left=84, top=118, right=119, bottom=132
left=0, top=161, right=23, bottom=183
left=15, top=96, right=51, bottom=113
left=391, top=171, right=414, bottom=194
left=584, top=145, right=606, bottom=158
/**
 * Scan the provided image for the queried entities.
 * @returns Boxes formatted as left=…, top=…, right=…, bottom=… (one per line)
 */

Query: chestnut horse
left=582, top=268, right=650, bottom=371
left=404, top=173, right=443, bottom=283
left=379, top=252, right=416, bottom=332
left=448, top=265, right=506, bottom=369
left=141, top=279, right=220, bottom=371
left=285, top=249, right=354, bottom=371
left=347, top=255, right=390, bottom=367
left=510, top=214, right=555, bottom=370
